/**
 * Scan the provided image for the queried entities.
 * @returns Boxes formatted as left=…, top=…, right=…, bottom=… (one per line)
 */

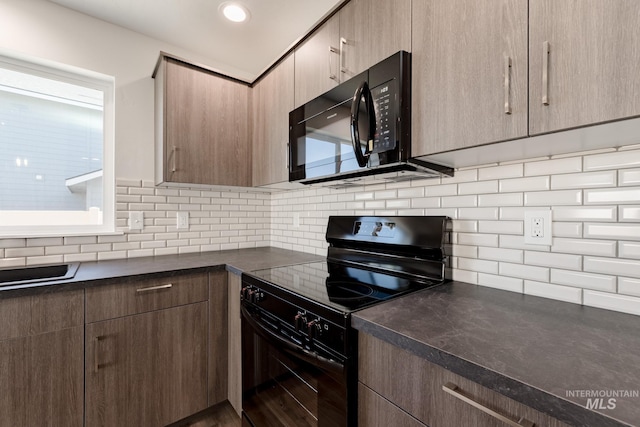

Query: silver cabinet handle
left=442, top=383, right=535, bottom=427
left=340, top=37, right=347, bottom=74
left=136, top=283, right=173, bottom=293
left=329, top=46, right=339, bottom=80
left=542, top=41, right=550, bottom=105
left=504, top=55, right=512, bottom=115
left=170, top=145, right=177, bottom=173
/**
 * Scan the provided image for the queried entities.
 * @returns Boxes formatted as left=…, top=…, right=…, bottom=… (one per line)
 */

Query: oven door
left=241, top=303, right=350, bottom=427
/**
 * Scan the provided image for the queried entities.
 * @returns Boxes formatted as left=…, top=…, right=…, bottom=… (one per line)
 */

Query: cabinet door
left=163, top=58, right=251, bottom=186
left=0, top=327, right=84, bottom=427
left=294, top=15, right=340, bottom=107
left=85, top=302, right=208, bottom=427
left=529, top=0, right=640, bottom=135
left=227, top=272, right=242, bottom=416
left=339, top=0, right=411, bottom=81
left=209, top=270, right=229, bottom=406
left=252, top=54, right=294, bottom=187
left=411, top=0, right=528, bottom=156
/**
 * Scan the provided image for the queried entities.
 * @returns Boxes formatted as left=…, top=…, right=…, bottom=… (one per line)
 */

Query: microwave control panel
left=371, top=79, right=397, bottom=152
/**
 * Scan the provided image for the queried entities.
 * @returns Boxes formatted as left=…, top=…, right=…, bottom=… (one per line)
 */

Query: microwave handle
left=350, top=81, right=375, bottom=168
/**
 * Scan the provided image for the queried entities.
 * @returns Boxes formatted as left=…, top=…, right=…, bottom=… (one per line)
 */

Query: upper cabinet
left=252, top=54, right=295, bottom=187
left=154, top=55, right=251, bottom=187
left=529, top=0, right=640, bottom=135
left=411, top=0, right=528, bottom=157
left=294, top=15, right=341, bottom=108
left=339, top=0, right=411, bottom=81
left=294, top=0, right=411, bottom=108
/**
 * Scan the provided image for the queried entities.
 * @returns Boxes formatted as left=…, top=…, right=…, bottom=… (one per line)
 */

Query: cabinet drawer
left=359, top=333, right=570, bottom=427
left=359, top=382, right=427, bottom=427
left=86, top=272, right=208, bottom=322
left=0, top=289, right=84, bottom=340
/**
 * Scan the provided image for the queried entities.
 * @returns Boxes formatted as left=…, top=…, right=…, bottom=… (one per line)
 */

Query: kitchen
left=1, top=0, right=640, bottom=426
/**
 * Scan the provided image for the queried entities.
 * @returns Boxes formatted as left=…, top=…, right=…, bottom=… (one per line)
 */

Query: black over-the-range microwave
left=289, top=51, right=452, bottom=185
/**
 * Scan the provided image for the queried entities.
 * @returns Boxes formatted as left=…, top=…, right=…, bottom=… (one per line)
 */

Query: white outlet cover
left=129, top=211, right=144, bottom=231
left=176, top=211, right=189, bottom=229
left=524, top=209, right=552, bottom=246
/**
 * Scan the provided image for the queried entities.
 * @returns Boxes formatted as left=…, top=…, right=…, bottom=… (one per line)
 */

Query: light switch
left=129, top=211, right=144, bottom=231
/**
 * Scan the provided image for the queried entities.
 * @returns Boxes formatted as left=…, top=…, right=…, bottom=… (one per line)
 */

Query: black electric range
left=240, top=216, right=449, bottom=427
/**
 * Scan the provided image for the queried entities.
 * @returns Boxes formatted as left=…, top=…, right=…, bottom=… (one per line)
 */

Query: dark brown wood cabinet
left=529, top=0, right=640, bottom=135
left=227, top=271, right=243, bottom=416
left=209, top=270, right=229, bottom=406
left=358, top=333, right=571, bottom=427
left=411, top=0, right=528, bottom=157
left=252, top=54, right=294, bottom=187
left=154, top=54, right=252, bottom=187
left=85, top=273, right=209, bottom=427
left=0, top=289, right=84, bottom=427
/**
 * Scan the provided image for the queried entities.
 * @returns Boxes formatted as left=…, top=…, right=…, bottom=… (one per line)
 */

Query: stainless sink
left=0, top=263, right=80, bottom=287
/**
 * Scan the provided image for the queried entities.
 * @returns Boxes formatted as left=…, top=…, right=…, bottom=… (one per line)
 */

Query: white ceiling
left=47, top=0, right=344, bottom=82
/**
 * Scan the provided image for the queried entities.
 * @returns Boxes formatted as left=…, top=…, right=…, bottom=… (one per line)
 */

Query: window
left=0, top=52, right=115, bottom=237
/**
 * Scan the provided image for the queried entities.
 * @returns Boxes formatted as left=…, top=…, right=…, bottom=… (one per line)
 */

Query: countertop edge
left=352, top=316, right=632, bottom=427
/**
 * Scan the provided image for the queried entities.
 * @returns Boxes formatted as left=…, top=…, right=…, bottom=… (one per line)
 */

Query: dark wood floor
left=167, top=401, right=241, bottom=427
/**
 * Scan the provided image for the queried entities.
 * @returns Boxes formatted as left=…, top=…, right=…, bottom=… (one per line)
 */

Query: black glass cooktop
left=246, top=260, right=443, bottom=313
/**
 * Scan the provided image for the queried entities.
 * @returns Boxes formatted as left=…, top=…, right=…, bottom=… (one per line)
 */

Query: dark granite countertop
left=353, top=281, right=640, bottom=427
left=0, top=247, right=323, bottom=298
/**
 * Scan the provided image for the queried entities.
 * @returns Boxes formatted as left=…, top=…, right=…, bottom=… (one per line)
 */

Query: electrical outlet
left=176, top=211, right=189, bottom=229
left=129, top=211, right=144, bottom=231
left=524, top=210, right=552, bottom=245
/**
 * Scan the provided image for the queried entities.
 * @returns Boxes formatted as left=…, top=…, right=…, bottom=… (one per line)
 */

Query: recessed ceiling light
left=220, top=2, right=250, bottom=23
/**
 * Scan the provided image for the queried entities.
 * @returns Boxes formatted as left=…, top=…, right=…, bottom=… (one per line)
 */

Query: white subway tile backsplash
left=478, top=247, right=523, bottom=263
left=619, top=206, right=640, bottom=222
left=551, top=206, right=617, bottom=222
left=584, top=223, right=640, bottom=241
left=442, top=195, right=477, bottom=208
left=525, top=190, right=582, bottom=206
left=583, top=290, right=640, bottom=316
left=478, top=193, right=523, bottom=207
left=458, top=180, right=498, bottom=195
left=478, top=220, right=523, bottom=235
left=452, top=269, right=478, bottom=284
left=524, top=280, right=582, bottom=304
left=552, top=238, right=616, bottom=257
left=458, top=258, right=498, bottom=274
left=412, top=197, right=441, bottom=208
left=478, top=164, right=523, bottom=181
left=458, top=233, right=499, bottom=247
left=477, top=273, right=523, bottom=293
left=619, top=277, right=640, bottom=297
left=525, top=251, right=582, bottom=271
left=441, top=169, right=477, bottom=184
left=584, top=187, right=640, bottom=204
left=458, top=208, right=499, bottom=220
left=525, top=157, right=582, bottom=176
left=26, top=255, right=64, bottom=266
left=425, top=184, right=458, bottom=197
left=499, top=176, right=550, bottom=193
left=584, top=256, right=640, bottom=278
left=452, top=245, right=478, bottom=259
left=499, top=262, right=549, bottom=282
left=499, top=234, right=551, bottom=252
left=550, top=171, right=616, bottom=190
left=552, top=222, right=583, bottom=238
left=451, top=220, right=478, bottom=233
left=618, top=169, right=640, bottom=186
left=619, top=242, right=640, bottom=259
left=551, top=269, right=616, bottom=292
left=0, top=239, right=26, bottom=249
left=584, top=150, right=640, bottom=171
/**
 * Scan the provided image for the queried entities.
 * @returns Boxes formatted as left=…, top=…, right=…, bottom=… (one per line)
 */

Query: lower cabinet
left=0, top=289, right=84, bottom=427
left=227, top=271, right=243, bottom=416
left=358, top=333, right=570, bottom=427
left=85, top=273, right=209, bottom=427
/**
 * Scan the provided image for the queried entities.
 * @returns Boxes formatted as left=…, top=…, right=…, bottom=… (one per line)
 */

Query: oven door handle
left=241, top=305, right=345, bottom=376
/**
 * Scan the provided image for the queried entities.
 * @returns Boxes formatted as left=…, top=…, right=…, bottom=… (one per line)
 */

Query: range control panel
left=371, top=79, right=397, bottom=152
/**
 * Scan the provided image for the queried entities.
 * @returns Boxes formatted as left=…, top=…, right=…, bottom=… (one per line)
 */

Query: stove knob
left=240, top=286, right=251, bottom=300
left=294, top=311, right=306, bottom=331
left=307, top=319, right=322, bottom=340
